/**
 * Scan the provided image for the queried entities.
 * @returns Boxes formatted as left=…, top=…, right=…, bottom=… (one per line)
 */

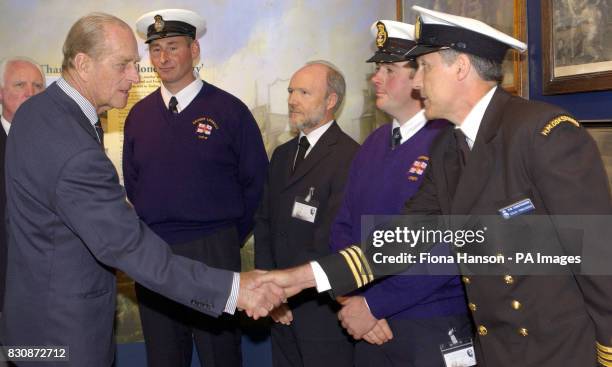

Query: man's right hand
left=255, top=264, right=316, bottom=298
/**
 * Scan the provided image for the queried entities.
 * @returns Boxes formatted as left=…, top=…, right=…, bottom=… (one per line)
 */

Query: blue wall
left=527, top=0, right=612, bottom=120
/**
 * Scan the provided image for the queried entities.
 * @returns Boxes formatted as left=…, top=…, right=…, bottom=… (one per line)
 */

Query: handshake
left=236, top=264, right=393, bottom=346
left=236, top=264, right=315, bottom=319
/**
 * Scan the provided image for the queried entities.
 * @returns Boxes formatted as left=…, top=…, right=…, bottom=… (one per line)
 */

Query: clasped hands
left=337, top=295, right=393, bottom=345
left=238, top=266, right=392, bottom=345
left=236, top=264, right=315, bottom=319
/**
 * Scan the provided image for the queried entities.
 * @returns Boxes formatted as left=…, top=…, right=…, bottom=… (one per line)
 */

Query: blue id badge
left=498, top=198, right=535, bottom=219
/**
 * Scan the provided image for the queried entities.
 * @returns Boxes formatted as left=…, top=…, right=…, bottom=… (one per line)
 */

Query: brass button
left=518, top=328, right=528, bottom=336
left=478, top=325, right=488, bottom=336
left=469, top=302, right=477, bottom=312
left=511, top=300, right=522, bottom=310
left=462, top=276, right=471, bottom=284
left=504, top=275, right=514, bottom=285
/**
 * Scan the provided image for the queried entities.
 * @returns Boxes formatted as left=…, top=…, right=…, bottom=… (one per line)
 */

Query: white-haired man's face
left=0, top=60, right=45, bottom=123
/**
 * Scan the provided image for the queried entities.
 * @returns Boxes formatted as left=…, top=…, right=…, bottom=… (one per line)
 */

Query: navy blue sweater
left=123, top=82, right=268, bottom=244
left=331, top=120, right=468, bottom=319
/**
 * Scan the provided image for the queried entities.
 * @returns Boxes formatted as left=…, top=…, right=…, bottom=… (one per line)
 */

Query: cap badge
left=415, top=16, right=422, bottom=41
left=375, top=21, right=388, bottom=49
left=154, top=15, right=165, bottom=32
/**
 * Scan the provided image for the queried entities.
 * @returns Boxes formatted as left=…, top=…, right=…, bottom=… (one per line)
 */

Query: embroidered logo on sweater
left=193, top=117, right=218, bottom=139
left=407, top=155, right=429, bottom=181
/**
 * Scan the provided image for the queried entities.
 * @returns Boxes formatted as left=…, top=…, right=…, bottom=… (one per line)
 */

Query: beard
left=289, top=105, right=327, bottom=132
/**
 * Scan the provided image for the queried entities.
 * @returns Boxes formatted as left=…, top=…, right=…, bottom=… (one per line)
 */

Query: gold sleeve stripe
left=344, top=246, right=369, bottom=286
left=599, top=348, right=612, bottom=358
left=540, top=115, right=580, bottom=136
left=598, top=342, right=612, bottom=354
left=339, top=249, right=363, bottom=288
left=598, top=356, right=612, bottom=367
left=349, top=245, right=374, bottom=283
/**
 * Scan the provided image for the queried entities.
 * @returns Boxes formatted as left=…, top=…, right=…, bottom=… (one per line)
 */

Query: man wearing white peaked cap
left=330, top=19, right=472, bottom=367
left=126, top=8, right=268, bottom=367
left=397, top=6, right=612, bottom=367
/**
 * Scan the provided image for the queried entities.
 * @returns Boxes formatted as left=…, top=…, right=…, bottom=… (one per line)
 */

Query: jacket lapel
left=439, top=128, right=460, bottom=214
left=284, top=121, right=340, bottom=189
left=451, top=88, right=511, bottom=214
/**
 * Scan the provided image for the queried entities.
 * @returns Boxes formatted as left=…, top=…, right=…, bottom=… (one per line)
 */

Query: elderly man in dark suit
left=0, top=13, right=282, bottom=367
left=259, top=6, right=612, bottom=367
left=0, top=57, right=45, bottom=320
left=254, top=61, right=359, bottom=367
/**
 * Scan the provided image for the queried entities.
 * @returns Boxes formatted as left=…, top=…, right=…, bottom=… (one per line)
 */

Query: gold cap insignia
left=375, top=21, right=388, bottom=49
left=540, top=115, right=580, bottom=136
left=154, top=15, right=165, bottom=33
left=415, top=16, right=422, bottom=41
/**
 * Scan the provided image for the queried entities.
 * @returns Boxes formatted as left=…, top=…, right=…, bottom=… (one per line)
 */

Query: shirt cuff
left=224, top=272, right=240, bottom=314
left=310, top=261, right=331, bottom=292
left=363, top=297, right=372, bottom=312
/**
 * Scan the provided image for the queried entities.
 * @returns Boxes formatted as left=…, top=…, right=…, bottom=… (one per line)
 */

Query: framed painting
left=541, top=0, right=612, bottom=95
left=398, top=0, right=528, bottom=96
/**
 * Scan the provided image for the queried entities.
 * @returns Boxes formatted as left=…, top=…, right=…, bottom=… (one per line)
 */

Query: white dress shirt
left=160, top=71, right=203, bottom=113
left=455, top=86, right=497, bottom=150
left=391, top=109, right=428, bottom=144
left=1, top=115, right=11, bottom=135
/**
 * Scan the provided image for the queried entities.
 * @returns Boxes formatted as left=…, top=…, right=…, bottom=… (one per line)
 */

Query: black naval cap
left=136, top=9, right=206, bottom=44
left=367, top=20, right=417, bottom=63
left=406, top=6, right=526, bottom=63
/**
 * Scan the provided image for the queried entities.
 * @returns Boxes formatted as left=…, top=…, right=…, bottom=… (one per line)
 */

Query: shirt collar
left=56, top=77, right=99, bottom=126
left=391, top=109, right=428, bottom=144
left=457, top=85, right=497, bottom=149
left=1, top=115, right=10, bottom=135
left=160, top=71, right=203, bottom=113
left=298, top=120, right=334, bottom=156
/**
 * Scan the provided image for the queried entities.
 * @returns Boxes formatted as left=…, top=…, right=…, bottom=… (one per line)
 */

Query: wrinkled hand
left=337, top=295, right=377, bottom=340
left=362, top=318, right=393, bottom=345
left=270, top=303, right=293, bottom=325
left=237, top=270, right=285, bottom=320
left=256, top=264, right=316, bottom=298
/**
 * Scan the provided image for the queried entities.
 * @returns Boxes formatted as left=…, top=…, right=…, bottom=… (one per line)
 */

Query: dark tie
left=94, top=119, right=104, bottom=149
left=391, top=127, right=402, bottom=150
left=293, top=136, right=310, bottom=173
left=454, top=129, right=470, bottom=169
left=168, top=96, right=179, bottom=114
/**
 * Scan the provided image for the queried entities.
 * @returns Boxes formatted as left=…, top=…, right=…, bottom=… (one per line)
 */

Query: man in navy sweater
left=330, top=20, right=470, bottom=366
left=124, top=9, right=268, bottom=367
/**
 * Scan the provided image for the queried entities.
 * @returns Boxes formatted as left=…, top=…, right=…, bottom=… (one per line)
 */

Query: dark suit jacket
left=0, top=127, right=6, bottom=313
left=255, top=121, right=358, bottom=339
left=0, top=83, right=234, bottom=366
left=320, top=88, right=612, bottom=366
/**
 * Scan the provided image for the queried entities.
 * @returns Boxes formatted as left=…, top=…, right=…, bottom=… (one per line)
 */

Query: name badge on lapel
left=498, top=198, right=535, bottom=219
left=439, top=328, right=476, bottom=367
left=292, top=187, right=318, bottom=223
